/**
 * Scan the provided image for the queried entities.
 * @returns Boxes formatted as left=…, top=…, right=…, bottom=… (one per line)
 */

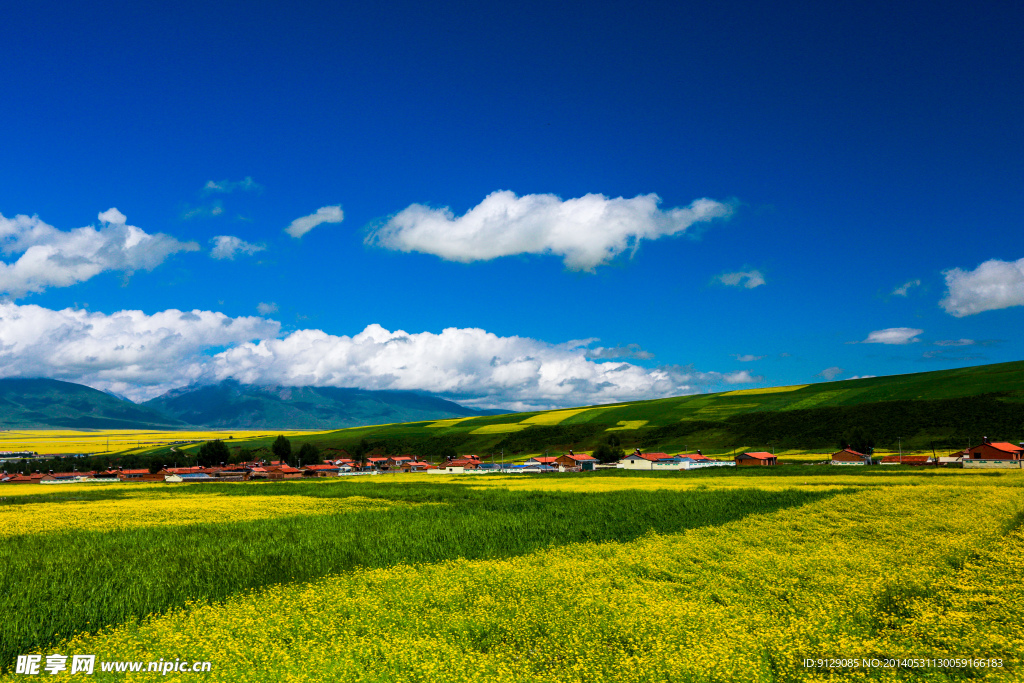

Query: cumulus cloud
left=848, top=375, right=876, bottom=380
left=210, top=235, right=266, bottom=260
left=816, top=366, right=844, bottom=380
left=892, top=279, right=921, bottom=297
left=0, top=209, right=199, bottom=298
left=202, top=177, right=262, bottom=195
left=717, top=270, right=765, bottom=288
left=733, top=354, right=766, bottom=362
left=857, top=327, right=923, bottom=345
left=367, top=191, right=734, bottom=271
left=0, top=303, right=757, bottom=409
left=0, top=302, right=279, bottom=401
left=285, top=205, right=344, bottom=238
left=940, top=257, right=1024, bottom=317
left=256, top=302, right=278, bottom=315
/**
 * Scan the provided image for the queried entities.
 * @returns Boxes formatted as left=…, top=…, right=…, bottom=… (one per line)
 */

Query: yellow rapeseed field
left=721, top=384, right=809, bottom=396
left=10, top=473, right=1022, bottom=682
left=518, top=408, right=592, bottom=426
left=0, top=430, right=325, bottom=455
left=0, top=491, right=403, bottom=537
left=606, top=420, right=648, bottom=430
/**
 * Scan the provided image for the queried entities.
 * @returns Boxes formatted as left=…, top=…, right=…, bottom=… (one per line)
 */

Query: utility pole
left=898, top=436, right=902, bottom=464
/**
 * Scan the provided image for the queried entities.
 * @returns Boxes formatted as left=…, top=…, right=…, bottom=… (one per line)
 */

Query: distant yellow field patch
left=518, top=409, right=590, bottom=426
left=0, top=429, right=327, bottom=455
left=0, top=492, right=404, bottom=537
left=426, top=417, right=478, bottom=428
left=470, top=424, right=532, bottom=435
left=721, top=384, right=809, bottom=396
left=606, top=420, right=648, bottom=431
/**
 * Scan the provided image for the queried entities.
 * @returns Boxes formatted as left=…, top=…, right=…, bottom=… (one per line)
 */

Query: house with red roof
left=735, top=451, right=777, bottom=467
left=302, top=464, right=341, bottom=477
left=963, top=438, right=1022, bottom=469
left=554, top=450, right=598, bottom=470
left=401, top=460, right=434, bottom=472
left=524, top=456, right=560, bottom=467
left=265, top=464, right=303, bottom=479
left=617, top=449, right=673, bottom=470
left=831, top=448, right=871, bottom=466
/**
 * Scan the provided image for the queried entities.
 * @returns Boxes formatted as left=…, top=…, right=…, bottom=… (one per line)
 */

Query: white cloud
left=202, top=177, right=262, bottom=195
left=733, top=354, right=766, bottom=362
left=181, top=201, right=224, bottom=220
left=285, top=205, right=344, bottom=238
left=367, top=191, right=734, bottom=271
left=848, top=375, right=876, bottom=380
left=0, top=303, right=758, bottom=409
left=0, top=209, right=199, bottom=298
left=934, top=339, right=975, bottom=347
left=0, top=302, right=279, bottom=401
left=892, top=279, right=921, bottom=296
left=256, top=302, right=278, bottom=315
left=584, top=343, right=654, bottom=360
left=210, top=235, right=266, bottom=260
left=940, top=257, right=1024, bottom=317
left=717, top=270, right=765, bottom=288
left=858, top=327, right=923, bottom=345
left=816, top=366, right=844, bottom=380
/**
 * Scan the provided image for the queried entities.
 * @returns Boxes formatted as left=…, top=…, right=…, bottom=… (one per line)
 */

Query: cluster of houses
left=829, top=438, right=1024, bottom=468
left=2, top=439, right=1021, bottom=485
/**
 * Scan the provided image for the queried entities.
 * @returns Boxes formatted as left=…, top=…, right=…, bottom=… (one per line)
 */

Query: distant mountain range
left=0, top=378, right=506, bottom=429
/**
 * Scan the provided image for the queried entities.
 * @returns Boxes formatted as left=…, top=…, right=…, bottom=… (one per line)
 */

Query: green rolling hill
left=0, top=379, right=186, bottom=429
left=275, top=361, right=1024, bottom=458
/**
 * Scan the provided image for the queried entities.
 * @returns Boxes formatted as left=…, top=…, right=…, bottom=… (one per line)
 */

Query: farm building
left=831, top=449, right=871, bottom=466
left=265, top=464, right=303, bottom=479
left=966, top=440, right=1023, bottom=461
left=962, top=439, right=1023, bottom=469
left=554, top=451, right=598, bottom=469
left=303, top=464, right=341, bottom=477
left=735, top=452, right=777, bottom=467
left=524, top=456, right=560, bottom=467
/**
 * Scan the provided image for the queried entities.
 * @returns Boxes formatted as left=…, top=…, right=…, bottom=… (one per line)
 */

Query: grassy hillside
left=0, top=379, right=185, bottom=430
left=203, top=361, right=1024, bottom=459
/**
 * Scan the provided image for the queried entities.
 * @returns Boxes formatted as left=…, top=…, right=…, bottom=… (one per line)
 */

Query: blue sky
left=1, top=0, right=1021, bottom=409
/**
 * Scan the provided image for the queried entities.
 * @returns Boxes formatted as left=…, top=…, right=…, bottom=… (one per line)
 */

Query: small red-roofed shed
left=735, top=451, right=777, bottom=467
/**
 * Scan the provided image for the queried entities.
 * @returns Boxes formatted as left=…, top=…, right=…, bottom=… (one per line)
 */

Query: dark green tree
left=297, top=442, right=323, bottom=465
left=839, top=426, right=875, bottom=455
left=592, top=443, right=625, bottom=464
left=606, top=433, right=621, bottom=447
left=197, top=440, right=231, bottom=467
left=272, top=435, right=292, bottom=463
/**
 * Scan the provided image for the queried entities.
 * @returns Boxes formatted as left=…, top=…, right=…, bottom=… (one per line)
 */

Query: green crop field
left=2, top=469, right=1023, bottom=681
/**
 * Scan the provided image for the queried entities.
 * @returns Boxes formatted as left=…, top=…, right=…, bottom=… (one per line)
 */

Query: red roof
left=740, top=452, right=776, bottom=460
left=529, top=456, right=559, bottom=463
left=679, top=453, right=711, bottom=461
left=563, top=453, right=597, bottom=461
left=367, top=457, right=388, bottom=462
left=390, top=456, right=413, bottom=461
left=880, top=455, right=932, bottom=464
left=303, top=464, right=340, bottom=470
left=268, top=465, right=302, bottom=473
left=989, top=442, right=1023, bottom=453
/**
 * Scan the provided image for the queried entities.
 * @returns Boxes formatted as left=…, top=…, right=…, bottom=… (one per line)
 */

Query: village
left=2, top=438, right=1021, bottom=485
